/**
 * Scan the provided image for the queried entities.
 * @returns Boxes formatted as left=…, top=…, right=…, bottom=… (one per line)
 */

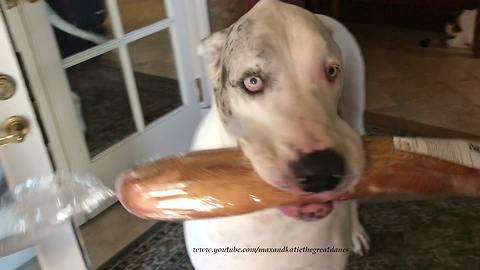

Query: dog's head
left=199, top=0, right=365, bottom=201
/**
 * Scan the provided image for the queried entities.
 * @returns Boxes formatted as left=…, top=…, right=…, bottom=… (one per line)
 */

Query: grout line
left=162, top=253, right=190, bottom=270
left=154, top=236, right=188, bottom=270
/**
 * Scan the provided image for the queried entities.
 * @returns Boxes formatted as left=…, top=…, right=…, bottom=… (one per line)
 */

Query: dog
left=420, top=9, right=478, bottom=49
left=185, top=1, right=369, bottom=269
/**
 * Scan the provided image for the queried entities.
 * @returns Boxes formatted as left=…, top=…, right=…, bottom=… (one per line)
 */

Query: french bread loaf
left=116, top=137, right=480, bottom=221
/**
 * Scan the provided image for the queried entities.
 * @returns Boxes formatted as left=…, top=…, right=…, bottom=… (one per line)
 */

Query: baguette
left=116, top=136, right=480, bottom=221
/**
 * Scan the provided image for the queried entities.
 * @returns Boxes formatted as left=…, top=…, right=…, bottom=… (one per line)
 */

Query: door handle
left=0, top=116, right=30, bottom=148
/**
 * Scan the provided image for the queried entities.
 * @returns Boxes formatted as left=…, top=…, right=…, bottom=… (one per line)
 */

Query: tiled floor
left=349, top=24, right=480, bottom=138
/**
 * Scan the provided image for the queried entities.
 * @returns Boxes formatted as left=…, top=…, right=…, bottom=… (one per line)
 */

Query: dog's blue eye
left=244, top=76, right=263, bottom=92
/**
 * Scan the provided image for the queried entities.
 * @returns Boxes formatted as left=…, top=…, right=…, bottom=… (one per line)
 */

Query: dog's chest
left=185, top=109, right=353, bottom=269
left=184, top=204, right=352, bottom=270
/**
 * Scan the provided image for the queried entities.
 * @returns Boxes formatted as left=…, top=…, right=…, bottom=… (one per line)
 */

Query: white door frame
left=4, top=0, right=213, bottom=223
left=186, top=0, right=214, bottom=108
left=0, top=6, right=88, bottom=270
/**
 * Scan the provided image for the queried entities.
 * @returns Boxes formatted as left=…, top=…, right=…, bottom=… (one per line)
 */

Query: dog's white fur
left=185, top=1, right=369, bottom=269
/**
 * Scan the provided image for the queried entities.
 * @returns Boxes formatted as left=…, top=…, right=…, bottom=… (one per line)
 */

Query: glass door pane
left=126, top=29, right=183, bottom=126
left=43, top=0, right=185, bottom=157
left=66, top=49, right=137, bottom=157
left=117, top=0, right=167, bottom=33
left=45, top=0, right=111, bottom=58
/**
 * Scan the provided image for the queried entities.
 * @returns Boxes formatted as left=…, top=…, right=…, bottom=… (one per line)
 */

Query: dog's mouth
left=243, top=143, right=361, bottom=221
left=276, top=175, right=357, bottom=221
left=279, top=202, right=333, bottom=221
left=277, top=189, right=339, bottom=221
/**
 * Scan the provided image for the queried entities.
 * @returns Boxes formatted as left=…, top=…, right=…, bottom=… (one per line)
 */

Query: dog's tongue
left=279, top=202, right=333, bottom=221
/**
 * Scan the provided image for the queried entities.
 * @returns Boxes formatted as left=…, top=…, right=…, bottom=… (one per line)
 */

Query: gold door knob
left=0, top=116, right=30, bottom=148
left=0, top=75, right=16, bottom=100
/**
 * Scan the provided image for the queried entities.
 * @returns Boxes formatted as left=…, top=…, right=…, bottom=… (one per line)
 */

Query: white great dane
left=185, top=1, right=369, bottom=269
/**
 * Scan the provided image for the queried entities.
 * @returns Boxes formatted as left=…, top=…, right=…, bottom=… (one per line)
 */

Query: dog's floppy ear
left=198, top=29, right=227, bottom=78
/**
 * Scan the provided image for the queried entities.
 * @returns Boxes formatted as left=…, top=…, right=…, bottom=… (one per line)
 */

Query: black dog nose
left=291, top=150, right=345, bottom=193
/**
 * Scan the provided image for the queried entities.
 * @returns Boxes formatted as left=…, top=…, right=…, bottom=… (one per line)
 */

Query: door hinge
left=195, top=78, right=204, bottom=103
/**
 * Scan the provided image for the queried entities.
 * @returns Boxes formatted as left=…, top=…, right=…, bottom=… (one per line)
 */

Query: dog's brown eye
left=325, top=66, right=339, bottom=82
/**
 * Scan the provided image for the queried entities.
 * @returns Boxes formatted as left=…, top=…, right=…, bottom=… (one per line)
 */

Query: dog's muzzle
left=291, top=149, right=345, bottom=193
left=280, top=149, right=345, bottom=221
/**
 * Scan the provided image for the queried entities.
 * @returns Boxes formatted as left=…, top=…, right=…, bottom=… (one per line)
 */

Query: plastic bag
left=0, top=172, right=113, bottom=256
left=116, top=136, right=480, bottom=221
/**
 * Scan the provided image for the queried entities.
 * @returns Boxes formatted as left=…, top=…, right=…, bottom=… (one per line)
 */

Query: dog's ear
left=198, top=29, right=227, bottom=77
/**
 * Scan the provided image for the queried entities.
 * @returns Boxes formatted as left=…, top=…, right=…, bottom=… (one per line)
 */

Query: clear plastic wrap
left=116, top=136, right=480, bottom=221
left=0, top=172, right=113, bottom=256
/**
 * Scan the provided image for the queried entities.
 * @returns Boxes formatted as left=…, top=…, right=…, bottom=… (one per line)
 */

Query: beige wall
left=207, top=0, right=246, bottom=32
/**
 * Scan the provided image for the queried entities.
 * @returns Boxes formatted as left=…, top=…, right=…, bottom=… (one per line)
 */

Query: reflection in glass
left=127, top=30, right=183, bottom=126
left=46, top=0, right=168, bottom=59
left=66, top=50, right=136, bottom=157
left=45, top=0, right=109, bottom=58
left=116, top=0, right=168, bottom=33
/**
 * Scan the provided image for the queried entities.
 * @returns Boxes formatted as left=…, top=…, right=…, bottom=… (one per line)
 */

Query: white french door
left=0, top=6, right=87, bottom=269
left=3, top=0, right=211, bottom=221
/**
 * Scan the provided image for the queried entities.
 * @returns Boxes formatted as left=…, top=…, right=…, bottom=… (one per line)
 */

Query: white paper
left=393, top=137, right=480, bottom=169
